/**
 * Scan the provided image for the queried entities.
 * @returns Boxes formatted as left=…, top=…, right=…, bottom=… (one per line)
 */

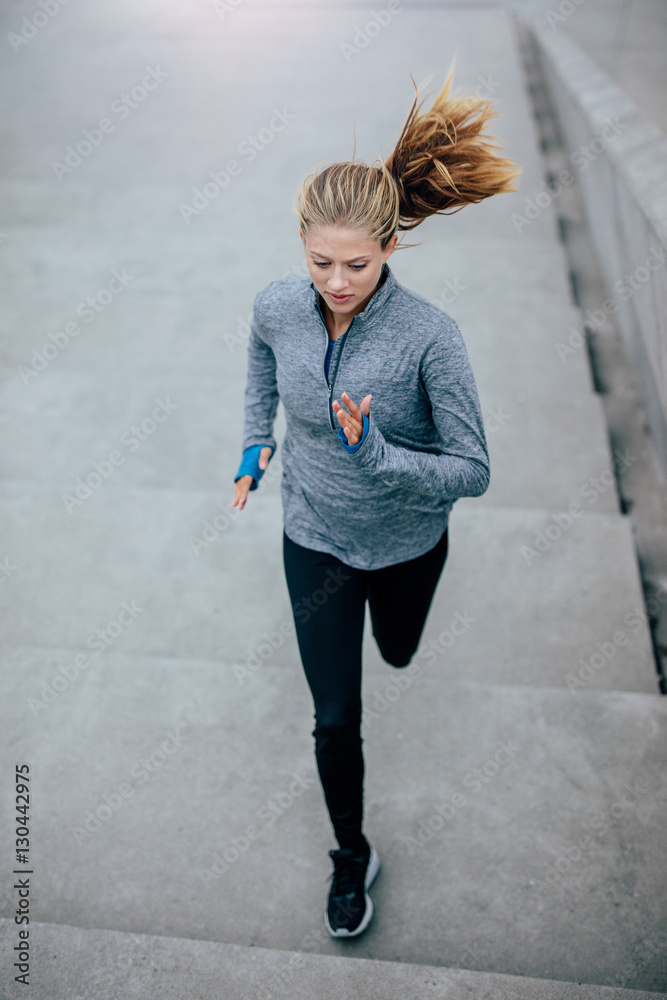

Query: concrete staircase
left=0, top=2, right=665, bottom=997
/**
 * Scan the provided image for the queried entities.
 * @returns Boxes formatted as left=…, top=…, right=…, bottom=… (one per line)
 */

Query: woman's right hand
left=231, top=445, right=274, bottom=510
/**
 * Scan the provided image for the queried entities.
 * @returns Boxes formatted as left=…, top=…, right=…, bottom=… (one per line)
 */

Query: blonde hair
left=293, top=59, right=522, bottom=250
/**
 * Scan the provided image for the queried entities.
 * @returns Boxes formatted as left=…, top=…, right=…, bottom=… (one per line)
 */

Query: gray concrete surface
left=515, top=9, right=667, bottom=684
left=526, top=16, right=667, bottom=486
left=1, top=919, right=665, bottom=1000
left=505, top=0, right=667, bottom=135
left=2, top=653, right=666, bottom=984
left=0, top=1, right=665, bottom=997
left=0, top=491, right=657, bottom=689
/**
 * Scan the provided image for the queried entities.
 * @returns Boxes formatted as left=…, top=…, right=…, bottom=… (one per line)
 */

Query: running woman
left=232, top=62, right=521, bottom=938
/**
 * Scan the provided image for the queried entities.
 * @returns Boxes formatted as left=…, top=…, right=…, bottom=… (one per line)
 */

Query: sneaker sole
left=324, top=844, right=381, bottom=938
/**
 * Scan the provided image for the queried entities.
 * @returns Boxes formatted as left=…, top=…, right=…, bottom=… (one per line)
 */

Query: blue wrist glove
left=338, top=412, right=369, bottom=453
left=234, top=444, right=274, bottom=491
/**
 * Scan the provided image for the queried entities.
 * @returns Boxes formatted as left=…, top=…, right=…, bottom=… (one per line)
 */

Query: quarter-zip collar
left=309, top=261, right=396, bottom=326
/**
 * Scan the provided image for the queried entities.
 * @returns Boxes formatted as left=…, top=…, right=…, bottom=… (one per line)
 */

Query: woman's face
left=300, top=225, right=397, bottom=319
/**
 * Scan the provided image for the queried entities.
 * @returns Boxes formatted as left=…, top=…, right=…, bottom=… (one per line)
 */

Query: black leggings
left=282, top=526, right=449, bottom=852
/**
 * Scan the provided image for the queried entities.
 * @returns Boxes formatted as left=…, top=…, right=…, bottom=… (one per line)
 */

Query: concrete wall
left=524, top=17, right=667, bottom=481
left=504, top=0, right=667, bottom=134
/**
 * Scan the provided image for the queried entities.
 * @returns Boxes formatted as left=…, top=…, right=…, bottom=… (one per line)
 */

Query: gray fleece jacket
left=241, top=261, right=490, bottom=570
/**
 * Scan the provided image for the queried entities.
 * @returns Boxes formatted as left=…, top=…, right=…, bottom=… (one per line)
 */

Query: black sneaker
left=324, top=840, right=381, bottom=937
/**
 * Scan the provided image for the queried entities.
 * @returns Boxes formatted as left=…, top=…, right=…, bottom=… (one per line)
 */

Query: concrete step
left=0, top=217, right=598, bottom=395
left=0, top=354, right=619, bottom=518
left=0, top=485, right=655, bottom=692
left=1, top=919, right=664, bottom=1000
left=3, top=659, right=665, bottom=988
left=0, top=210, right=618, bottom=519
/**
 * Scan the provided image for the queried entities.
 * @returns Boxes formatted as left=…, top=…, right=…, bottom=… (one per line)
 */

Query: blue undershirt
left=234, top=334, right=369, bottom=490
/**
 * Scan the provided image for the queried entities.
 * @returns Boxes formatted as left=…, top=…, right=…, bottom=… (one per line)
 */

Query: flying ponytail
left=293, top=58, right=521, bottom=249
left=384, top=58, right=522, bottom=230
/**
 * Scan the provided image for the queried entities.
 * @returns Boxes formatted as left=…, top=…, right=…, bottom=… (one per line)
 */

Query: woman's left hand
left=332, top=391, right=372, bottom=446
